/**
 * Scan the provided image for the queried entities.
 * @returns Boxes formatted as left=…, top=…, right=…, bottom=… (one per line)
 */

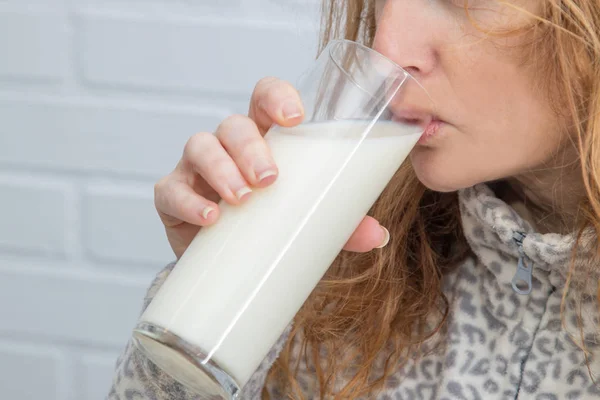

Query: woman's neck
left=500, top=146, right=585, bottom=235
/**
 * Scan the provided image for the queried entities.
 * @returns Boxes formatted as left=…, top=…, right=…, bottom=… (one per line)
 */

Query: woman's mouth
left=391, top=109, right=444, bottom=145
left=417, top=119, right=443, bottom=145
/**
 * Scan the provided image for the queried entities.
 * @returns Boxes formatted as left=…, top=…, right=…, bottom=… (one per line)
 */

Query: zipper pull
left=511, top=231, right=533, bottom=295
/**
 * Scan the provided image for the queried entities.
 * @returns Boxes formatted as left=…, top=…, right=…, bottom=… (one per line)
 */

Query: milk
left=139, top=120, right=421, bottom=390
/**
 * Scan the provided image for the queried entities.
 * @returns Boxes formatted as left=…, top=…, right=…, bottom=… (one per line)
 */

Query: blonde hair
left=265, top=1, right=600, bottom=398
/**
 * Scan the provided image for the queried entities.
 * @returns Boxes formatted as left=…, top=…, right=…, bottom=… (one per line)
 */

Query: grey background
left=0, top=0, right=320, bottom=398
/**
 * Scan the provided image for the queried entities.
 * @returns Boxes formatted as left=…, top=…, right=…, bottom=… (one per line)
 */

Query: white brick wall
left=0, top=341, right=66, bottom=400
left=0, top=1, right=320, bottom=398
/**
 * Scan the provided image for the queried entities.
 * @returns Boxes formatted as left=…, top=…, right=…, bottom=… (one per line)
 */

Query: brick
left=78, top=0, right=243, bottom=8
left=0, top=6, right=324, bottom=397
left=0, top=179, right=68, bottom=256
left=0, top=342, right=62, bottom=400
left=76, top=0, right=318, bottom=21
left=262, top=0, right=321, bottom=14
left=0, top=99, right=225, bottom=177
left=241, top=1, right=322, bottom=30
left=80, top=353, right=120, bottom=400
left=76, top=14, right=318, bottom=97
left=83, top=183, right=174, bottom=267
left=0, top=11, right=66, bottom=81
left=0, top=268, right=150, bottom=347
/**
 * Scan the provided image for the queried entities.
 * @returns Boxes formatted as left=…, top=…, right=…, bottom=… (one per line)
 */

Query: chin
left=415, top=172, right=460, bottom=193
left=409, top=151, right=472, bottom=193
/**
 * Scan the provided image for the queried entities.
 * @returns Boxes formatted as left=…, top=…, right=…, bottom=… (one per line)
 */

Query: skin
left=376, top=0, right=584, bottom=232
left=155, top=0, right=582, bottom=259
left=375, top=0, right=567, bottom=189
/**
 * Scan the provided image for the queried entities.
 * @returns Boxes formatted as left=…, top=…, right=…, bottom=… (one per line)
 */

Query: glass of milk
left=132, top=39, right=434, bottom=399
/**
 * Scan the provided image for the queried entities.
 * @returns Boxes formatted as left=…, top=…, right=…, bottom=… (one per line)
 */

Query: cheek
left=409, top=120, right=563, bottom=193
left=395, top=0, right=561, bottom=192
left=413, top=47, right=563, bottom=191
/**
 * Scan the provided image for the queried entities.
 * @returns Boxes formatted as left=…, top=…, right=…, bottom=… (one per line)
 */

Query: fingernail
left=376, top=226, right=390, bottom=249
left=257, top=169, right=278, bottom=182
left=235, top=186, right=252, bottom=201
left=281, top=100, right=302, bottom=121
left=201, top=206, right=215, bottom=220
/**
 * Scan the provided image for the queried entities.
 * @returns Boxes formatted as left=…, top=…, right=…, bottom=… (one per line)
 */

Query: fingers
left=215, top=114, right=278, bottom=187
left=157, top=167, right=390, bottom=254
left=181, top=132, right=253, bottom=205
left=161, top=77, right=391, bottom=257
left=343, top=216, right=390, bottom=253
left=248, top=77, right=305, bottom=134
left=154, top=176, right=220, bottom=228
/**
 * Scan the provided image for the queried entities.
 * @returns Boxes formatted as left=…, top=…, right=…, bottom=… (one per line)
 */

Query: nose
left=372, top=1, right=437, bottom=80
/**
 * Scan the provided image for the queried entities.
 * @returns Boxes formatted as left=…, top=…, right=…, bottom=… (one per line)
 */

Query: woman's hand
left=154, top=77, right=390, bottom=259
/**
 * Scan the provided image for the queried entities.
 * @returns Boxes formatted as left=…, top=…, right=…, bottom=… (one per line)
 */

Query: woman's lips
left=391, top=110, right=445, bottom=145
left=417, top=119, right=443, bottom=145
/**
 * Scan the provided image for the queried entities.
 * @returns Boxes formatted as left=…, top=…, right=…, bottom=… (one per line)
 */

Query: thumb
left=343, top=216, right=390, bottom=253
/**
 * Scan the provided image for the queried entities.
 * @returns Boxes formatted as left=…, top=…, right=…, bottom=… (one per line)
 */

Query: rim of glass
left=327, top=39, right=434, bottom=108
left=132, top=322, right=241, bottom=399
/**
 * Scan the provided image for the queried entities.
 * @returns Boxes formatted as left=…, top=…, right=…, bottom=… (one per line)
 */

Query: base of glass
left=132, top=322, right=241, bottom=400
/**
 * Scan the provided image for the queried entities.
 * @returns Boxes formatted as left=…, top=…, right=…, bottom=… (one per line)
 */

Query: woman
left=109, top=0, right=600, bottom=398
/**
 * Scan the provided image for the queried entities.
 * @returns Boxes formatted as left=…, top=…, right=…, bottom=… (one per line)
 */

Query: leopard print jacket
left=108, top=184, right=600, bottom=399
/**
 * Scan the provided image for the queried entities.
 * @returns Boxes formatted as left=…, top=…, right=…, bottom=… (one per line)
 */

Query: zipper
left=511, top=231, right=533, bottom=295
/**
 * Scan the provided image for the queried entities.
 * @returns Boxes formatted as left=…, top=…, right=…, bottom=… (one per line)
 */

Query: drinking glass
left=133, top=39, right=434, bottom=399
